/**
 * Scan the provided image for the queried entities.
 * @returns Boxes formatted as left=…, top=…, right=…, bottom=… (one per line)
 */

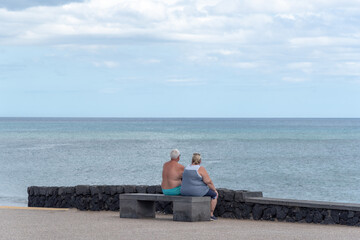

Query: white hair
left=170, top=149, right=180, bottom=159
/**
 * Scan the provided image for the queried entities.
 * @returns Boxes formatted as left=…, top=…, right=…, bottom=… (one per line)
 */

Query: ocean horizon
left=1, top=117, right=360, bottom=206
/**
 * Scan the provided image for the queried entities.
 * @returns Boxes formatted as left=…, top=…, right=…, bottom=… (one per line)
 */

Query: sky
left=0, top=0, right=359, bottom=118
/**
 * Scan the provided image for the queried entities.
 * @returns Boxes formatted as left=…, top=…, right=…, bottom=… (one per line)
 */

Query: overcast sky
left=0, top=0, right=359, bottom=117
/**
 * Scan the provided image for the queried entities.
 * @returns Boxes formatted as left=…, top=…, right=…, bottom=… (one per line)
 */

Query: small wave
left=206, top=160, right=221, bottom=164
left=18, top=143, right=72, bottom=151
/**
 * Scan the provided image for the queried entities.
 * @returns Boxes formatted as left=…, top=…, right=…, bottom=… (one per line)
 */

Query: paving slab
left=1, top=207, right=360, bottom=240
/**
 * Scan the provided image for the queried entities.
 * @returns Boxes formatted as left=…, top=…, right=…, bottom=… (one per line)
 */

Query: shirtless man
left=161, top=149, right=185, bottom=195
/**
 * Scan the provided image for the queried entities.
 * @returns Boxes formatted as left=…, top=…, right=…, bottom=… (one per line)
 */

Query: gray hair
left=170, top=149, right=180, bottom=159
left=192, top=153, right=201, bottom=164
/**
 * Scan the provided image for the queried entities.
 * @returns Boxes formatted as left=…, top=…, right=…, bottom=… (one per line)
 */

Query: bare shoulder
left=198, top=166, right=207, bottom=173
left=177, top=163, right=185, bottom=170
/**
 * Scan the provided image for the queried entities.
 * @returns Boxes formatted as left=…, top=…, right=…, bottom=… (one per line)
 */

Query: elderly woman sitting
left=180, top=153, right=218, bottom=220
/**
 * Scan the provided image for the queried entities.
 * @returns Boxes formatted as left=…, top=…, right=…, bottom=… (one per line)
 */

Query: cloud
left=289, top=37, right=360, bottom=47
left=282, top=77, right=308, bottom=83
left=166, top=78, right=204, bottom=85
left=137, top=58, right=161, bottom=64
left=276, top=14, right=296, bottom=20
left=93, top=61, right=118, bottom=68
left=1, top=0, right=358, bottom=47
left=167, top=78, right=196, bottom=83
left=287, top=62, right=313, bottom=73
left=335, top=62, right=360, bottom=77
left=214, top=49, right=241, bottom=56
left=187, top=53, right=218, bottom=63
left=234, top=62, right=259, bottom=69
left=0, top=0, right=84, bottom=11
left=99, top=87, right=121, bottom=94
left=1, top=0, right=360, bottom=82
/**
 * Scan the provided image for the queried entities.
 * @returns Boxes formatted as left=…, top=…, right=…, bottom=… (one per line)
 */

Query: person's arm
left=178, top=164, right=185, bottom=180
left=198, top=166, right=217, bottom=193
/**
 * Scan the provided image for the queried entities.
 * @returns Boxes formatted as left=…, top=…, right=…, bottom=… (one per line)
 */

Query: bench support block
left=120, top=200, right=155, bottom=218
left=173, top=201, right=210, bottom=222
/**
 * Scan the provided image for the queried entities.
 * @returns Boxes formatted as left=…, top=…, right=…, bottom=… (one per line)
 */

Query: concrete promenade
left=1, top=207, right=360, bottom=240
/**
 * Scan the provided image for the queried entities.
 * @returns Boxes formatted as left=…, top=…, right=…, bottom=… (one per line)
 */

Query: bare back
left=161, top=160, right=185, bottom=189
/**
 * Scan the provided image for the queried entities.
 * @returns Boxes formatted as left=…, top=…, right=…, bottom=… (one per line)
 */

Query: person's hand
left=215, top=190, right=218, bottom=197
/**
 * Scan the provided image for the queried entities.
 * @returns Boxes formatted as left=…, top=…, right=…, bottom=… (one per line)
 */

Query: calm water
left=1, top=118, right=360, bottom=206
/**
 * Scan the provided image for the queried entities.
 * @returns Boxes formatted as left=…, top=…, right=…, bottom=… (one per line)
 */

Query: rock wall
left=28, top=185, right=360, bottom=226
left=28, top=185, right=167, bottom=212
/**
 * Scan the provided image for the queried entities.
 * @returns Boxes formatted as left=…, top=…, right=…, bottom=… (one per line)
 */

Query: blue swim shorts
left=162, top=185, right=181, bottom=196
left=204, top=189, right=217, bottom=199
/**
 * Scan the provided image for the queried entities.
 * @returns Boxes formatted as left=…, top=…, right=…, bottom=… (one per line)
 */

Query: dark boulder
left=263, top=207, right=276, bottom=220
left=252, top=204, right=266, bottom=220
left=75, top=185, right=90, bottom=195
left=89, top=186, right=100, bottom=195
left=234, top=191, right=244, bottom=202
left=276, top=206, right=288, bottom=220
left=116, top=186, right=124, bottom=194
left=223, top=189, right=235, bottom=202
left=155, top=186, right=162, bottom=194
left=331, top=210, right=340, bottom=224
left=39, top=187, right=47, bottom=196
left=146, top=185, right=157, bottom=194
left=323, top=215, right=335, bottom=225
left=135, top=185, right=147, bottom=193
left=347, top=217, right=359, bottom=226
left=222, top=212, right=236, bottom=218
left=123, top=185, right=136, bottom=193
left=110, top=186, right=118, bottom=195
left=313, top=210, right=323, bottom=223
left=348, top=211, right=355, bottom=218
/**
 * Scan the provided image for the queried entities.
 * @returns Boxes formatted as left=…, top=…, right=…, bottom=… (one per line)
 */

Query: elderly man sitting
left=161, top=149, right=185, bottom=195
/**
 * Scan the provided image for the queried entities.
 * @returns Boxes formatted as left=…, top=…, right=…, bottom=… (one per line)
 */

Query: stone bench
left=119, top=193, right=211, bottom=222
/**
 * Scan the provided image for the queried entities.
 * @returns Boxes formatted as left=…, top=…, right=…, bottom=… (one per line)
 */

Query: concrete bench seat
left=119, top=193, right=211, bottom=222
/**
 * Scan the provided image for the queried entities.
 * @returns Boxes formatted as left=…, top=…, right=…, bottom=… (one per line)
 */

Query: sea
left=1, top=118, right=360, bottom=207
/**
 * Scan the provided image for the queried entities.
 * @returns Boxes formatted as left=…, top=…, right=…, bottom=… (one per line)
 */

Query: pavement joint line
left=0, top=206, right=69, bottom=211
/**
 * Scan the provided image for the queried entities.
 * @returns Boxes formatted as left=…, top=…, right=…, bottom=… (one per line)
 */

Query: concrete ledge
left=245, top=197, right=360, bottom=212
